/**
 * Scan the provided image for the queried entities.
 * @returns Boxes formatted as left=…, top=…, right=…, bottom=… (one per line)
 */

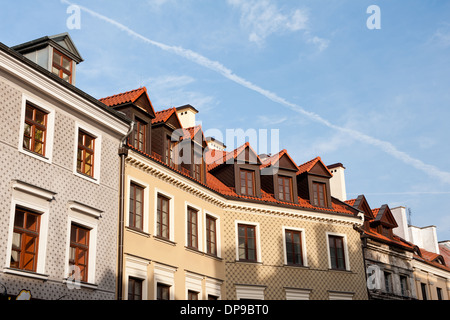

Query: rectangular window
left=129, top=183, right=144, bottom=231
left=133, top=118, right=147, bottom=153
left=77, top=130, right=95, bottom=178
left=188, top=290, right=199, bottom=300
left=384, top=272, right=392, bottom=293
left=238, top=224, right=257, bottom=262
left=421, top=283, right=428, bottom=300
left=240, top=169, right=255, bottom=196
left=187, top=207, right=198, bottom=249
left=328, top=235, right=346, bottom=270
left=194, top=163, right=202, bottom=181
left=208, top=295, right=219, bottom=300
left=156, top=194, right=170, bottom=239
left=165, top=137, right=175, bottom=167
left=278, top=176, right=293, bottom=202
left=23, top=102, right=48, bottom=156
left=285, top=229, right=303, bottom=266
left=400, top=275, right=408, bottom=296
left=128, top=277, right=143, bottom=300
left=206, top=215, right=217, bottom=256
left=437, top=287, right=443, bottom=300
left=52, top=49, right=73, bottom=83
left=157, top=283, right=171, bottom=300
left=69, top=224, right=90, bottom=283
left=11, top=208, right=41, bottom=272
left=312, top=181, right=327, bottom=207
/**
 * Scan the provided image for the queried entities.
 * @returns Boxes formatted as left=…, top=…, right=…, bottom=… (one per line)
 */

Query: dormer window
left=52, top=49, right=73, bottom=83
left=240, top=169, right=255, bottom=196
left=278, top=176, right=293, bottom=202
left=133, top=118, right=147, bottom=153
left=312, top=181, right=327, bottom=207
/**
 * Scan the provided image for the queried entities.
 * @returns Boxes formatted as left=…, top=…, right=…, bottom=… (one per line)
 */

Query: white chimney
left=206, top=137, right=226, bottom=152
left=327, top=163, right=347, bottom=202
left=391, top=206, right=410, bottom=242
left=176, top=105, right=198, bottom=128
left=409, top=225, right=440, bottom=254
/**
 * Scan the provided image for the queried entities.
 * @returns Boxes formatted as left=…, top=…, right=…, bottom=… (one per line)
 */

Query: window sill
left=235, top=260, right=263, bottom=265
left=184, top=246, right=223, bottom=261
left=74, top=171, right=100, bottom=184
left=328, top=268, right=352, bottom=273
left=154, top=235, right=176, bottom=246
left=62, top=279, right=98, bottom=290
left=283, top=264, right=310, bottom=270
left=126, top=226, right=151, bottom=238
left=19, top=148, right=52, bottom=164
left=3, top=267, right=49, bottom=281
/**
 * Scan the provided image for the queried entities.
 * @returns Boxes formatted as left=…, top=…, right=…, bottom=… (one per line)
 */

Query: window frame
left=52, top=48, right=73, bottom=83
left=73, top=123, right=102, bottom=183
left=326, top=232, right=350, bottom=271
left=283, top=227, right=307, bottom=267
left=133, top=117, right=147, bottom=153
left=239, top=169, right=255, bottom=196
left=129, top=182, right=145, bottom=231
left=205, top=214, right=217, bottom=257
left=312, top=181, right=328, bottom=207
left=128, top=277, right=144, bottom=300
left=154, top=189, right=175, bottom=242
left=187, top=206, right=199, bottom=249
left=18, top=96, right=55, bottom=164
left=278, top=175, right=293, bottom=202
left=235, top=221, right=261, bottom=263
left=157, top=283, right=171, bottom=300
left=69, top=223, right=90, bottom=283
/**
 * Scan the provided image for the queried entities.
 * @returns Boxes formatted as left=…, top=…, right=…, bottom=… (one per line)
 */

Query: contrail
left=62, top=0, right=450, bottom=185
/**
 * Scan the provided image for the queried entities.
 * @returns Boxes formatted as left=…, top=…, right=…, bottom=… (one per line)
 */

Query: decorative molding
left=68, top=201, right=103, bottom=219
left=11, top=180, right=56, bottom=202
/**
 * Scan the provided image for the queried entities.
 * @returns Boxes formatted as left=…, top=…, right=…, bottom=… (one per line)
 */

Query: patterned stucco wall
left=223, top=209, right=368, bottom=300
left=0, top=77, right=121, bottom=300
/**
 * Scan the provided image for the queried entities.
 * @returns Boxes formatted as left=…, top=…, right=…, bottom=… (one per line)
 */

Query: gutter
left=117, top=121, right=135, bottom=300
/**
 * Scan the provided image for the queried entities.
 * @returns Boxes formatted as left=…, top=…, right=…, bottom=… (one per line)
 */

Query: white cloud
left=227, top=0, right=309, bottom=45
left=64, top=0, right=450, bottom=185
left=431, top=25, right=450, bottom=47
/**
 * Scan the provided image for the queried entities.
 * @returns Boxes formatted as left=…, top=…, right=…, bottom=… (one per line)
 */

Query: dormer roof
left=12, top=32, right=83, bottom=64
left=297, top=157, right=333, bottom=178
left=346, top=195, right=375, bottom=221
left=260, top=149, right=298, bottom=171
left=100, top=87, right=156, bottom=118
left=207, top=142, right=262, bottom=171
left=372, top=204, right=398, bottom=228
left=151, top=107, right=182, bottom=129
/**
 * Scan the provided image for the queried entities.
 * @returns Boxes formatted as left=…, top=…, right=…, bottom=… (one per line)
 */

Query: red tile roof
left=296, top=156, right=333, bottom=176
left=439, top=243, right=450, bottom=266
left=206, top=142, right=261, bottom=171
left=260, top=149, right=297, bottom=169
left=345, top=199, right=357, bottom=206
left=100, top=87, right=148, bottom=107
left=152, top=107, right=178, bottom=125
left=414, top=247, right=450, bottom=272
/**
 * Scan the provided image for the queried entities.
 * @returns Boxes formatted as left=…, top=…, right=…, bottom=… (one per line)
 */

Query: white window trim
left=185, top=271, right=204, bottom=300
left=328, top=290, right=354, bottom=300
left=203, top=211, right=222, bottom=258
left=285, top=287, right=312, bottom=300
left=64, top=201, right=101, bottom=286
left=5, top=193, right=51, bottom=279
left=234, top=220, right=262, bottom=263
left=154, top=189, right=175, bottom=242
left=185, top=202, right=203, bottom=251
left=235, top=284, right=265, bottom=300
left=205, top=277, right=223, bottom=300
left=126, top=176, right=150, bottom=234
left=153, top=262, right=176, bottom=300
left=125, top=255, right=149, bottom=300
left=282, top=226, right=308, bottom=267
left=18, top=94, right=56, bottom=164
left=325, top=231, right=351, bottom=271
left=73, top=122, right=102, bottom=184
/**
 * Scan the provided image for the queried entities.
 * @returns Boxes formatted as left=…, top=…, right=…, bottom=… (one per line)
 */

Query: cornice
left=126, top=152, right=363, bottom=227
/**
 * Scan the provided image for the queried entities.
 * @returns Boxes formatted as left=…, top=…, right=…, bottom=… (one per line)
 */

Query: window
left=238, top=224, right=257, bottom=262
left=328, top=235, right=346, bottom=270
left=11, top=208, right=41, bottom=272
left=437, top=287, right=443, bottom=300
left=165, top=137, right=175, bottom=167
left=77, top=130, right=95, bottom=178
left=69, top=224, right=90, bottom=283
left=128, top=277, right=143, bottom=300
left=194, top=163, right=203, bottom=181
left=208, top=295, right=219, bottom=300
left=133, top=118, right=147, bottom=153
left=285, top=229, right=303, bottom=266
left=188, top=290, right=199, bottom=300
left=400, top=275, right=408, bottom=296
left=240, top=169, right=255, bottom=196
left=157, top=283, right=171, bottom=300
left=23, top=102, right=48, bottom=156
left=384, top=272, right=392, bottom=293
left=187, top=207, right=198, bottom=249
left=156, top=194, right=170, bottom=239
left=129, top=183, right=144, bottom=231
left=206, top=215, right=217, bottom=256
left=52, top=49, right=73, bottom=83
left=278, top=176, right=293, bottom=202
left=421, top=283, right=428, bottom=300
left=312, top=181, right=327, bottom=207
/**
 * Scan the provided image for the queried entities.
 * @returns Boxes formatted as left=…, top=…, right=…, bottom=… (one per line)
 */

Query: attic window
left=312, top=181, right=327, bottom=207
left=52, top=49, right=73, bottom=83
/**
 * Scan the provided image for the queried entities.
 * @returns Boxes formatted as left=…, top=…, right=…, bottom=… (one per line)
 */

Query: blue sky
left=1, top=0, right=450, bottom=241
